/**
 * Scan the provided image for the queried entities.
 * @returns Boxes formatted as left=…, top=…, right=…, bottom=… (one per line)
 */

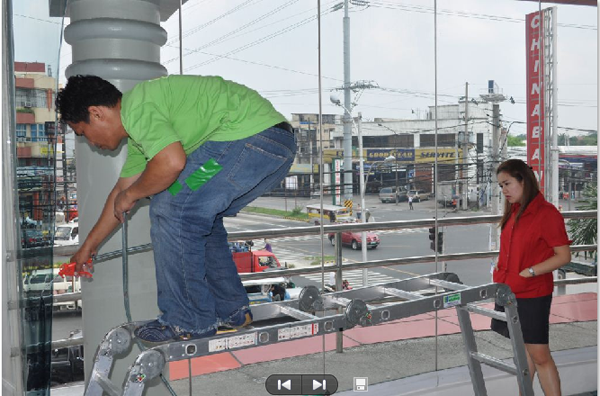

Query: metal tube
left=335, top=231, right=344, bottom=353
left=357, top=112, right=368, bottom=286
left=342, top=0, right=353, bottom=201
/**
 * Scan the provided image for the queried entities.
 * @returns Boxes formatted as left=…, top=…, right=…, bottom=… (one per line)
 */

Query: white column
left=65, top=0, right=167, bottom=392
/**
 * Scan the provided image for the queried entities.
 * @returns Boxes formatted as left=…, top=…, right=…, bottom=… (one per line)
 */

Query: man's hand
left=71, top=244, right=97, bottom=276
left=114, top=189, right=138, bottom=223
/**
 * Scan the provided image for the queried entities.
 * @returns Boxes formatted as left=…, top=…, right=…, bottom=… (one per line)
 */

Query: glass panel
left=11, top=0, right=65, bottom=392
left=435, top=0, right=598, bottom=390
left=25, top=0, right=594, bottom=394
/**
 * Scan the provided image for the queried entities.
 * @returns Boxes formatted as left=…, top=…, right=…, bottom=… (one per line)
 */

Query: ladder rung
left=328, top=296, right=352, bottom=306
left=327, top=296, right=375, bottom=312
left=429, top=279, right=468, bottom=291
left=383, top=287, right=423, bottom=301
left=279, top=306, right=319, bottom=321
left=93, top=372, right=122, bottom=396
left=471, top=352, right=517, bottom=375
left=465, top=304, right=507, bottom=321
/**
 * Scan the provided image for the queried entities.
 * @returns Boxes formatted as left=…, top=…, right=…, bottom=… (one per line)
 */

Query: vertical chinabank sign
left=526, top=11, right=545, bottom=193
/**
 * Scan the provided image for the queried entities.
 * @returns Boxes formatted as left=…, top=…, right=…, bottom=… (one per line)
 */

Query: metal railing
left=37, top=210, right=596, bottom=350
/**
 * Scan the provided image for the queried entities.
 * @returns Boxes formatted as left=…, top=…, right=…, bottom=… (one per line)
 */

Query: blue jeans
left=148, top=126, right=297, bottom=334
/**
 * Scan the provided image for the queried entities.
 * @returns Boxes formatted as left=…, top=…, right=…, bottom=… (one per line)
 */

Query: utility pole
left=357, top=112, right=368, bottom=287
left=462, top=82, right=469, bottom=210
left=490, top=103, right=501, bottom=252
left=342, top=0, right=353, bottom=203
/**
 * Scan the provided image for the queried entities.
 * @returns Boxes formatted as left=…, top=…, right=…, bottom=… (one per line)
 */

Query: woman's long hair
left=497, top=159, right=540, bottom=229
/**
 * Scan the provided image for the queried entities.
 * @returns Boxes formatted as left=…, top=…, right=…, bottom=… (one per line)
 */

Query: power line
left=165, top=0, right=260, bottom=47
left=182, top=5, right=339, bottom=71
left=364, top=1, right=597, bottom=31
left=163, top=0, right=302, bottom=65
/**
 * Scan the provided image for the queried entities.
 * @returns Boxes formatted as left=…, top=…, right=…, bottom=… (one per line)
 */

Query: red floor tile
left=443, top=313, right=493, bottom=331
left=169, top=352, right=241, bottom=380
left=232, top=333, right=360, bottom=365
left=550, top=298, right=597, bottom=322
left=552, top=292, right=597, bottom=304
left=344, top=317, right=461, bottom=344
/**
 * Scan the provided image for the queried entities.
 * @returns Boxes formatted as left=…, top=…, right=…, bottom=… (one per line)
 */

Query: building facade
left=328, top=101, right=493, bottom=197
left=14, top=62, right=59, bottom=223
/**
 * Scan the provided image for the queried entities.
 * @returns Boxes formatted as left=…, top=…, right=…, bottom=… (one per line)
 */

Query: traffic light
left=429, top=227, right=436, bottom=252
left=428, top=227, right=443, bottom=254
left=437, top=231, right=444, bottom=254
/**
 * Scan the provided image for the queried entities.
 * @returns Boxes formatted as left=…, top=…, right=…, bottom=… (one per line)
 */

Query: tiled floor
left=169, top=292, right=598, bottom=380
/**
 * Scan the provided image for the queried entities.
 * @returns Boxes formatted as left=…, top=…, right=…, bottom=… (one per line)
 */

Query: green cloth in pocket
left=185, top=158, right=223, bottom=191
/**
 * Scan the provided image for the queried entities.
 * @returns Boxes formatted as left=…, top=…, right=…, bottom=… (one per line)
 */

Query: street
left=227, top=195, right=495, bottom=288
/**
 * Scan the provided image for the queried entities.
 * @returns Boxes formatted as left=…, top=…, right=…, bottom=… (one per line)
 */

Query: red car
left=328, top=229, right=380, bottom=250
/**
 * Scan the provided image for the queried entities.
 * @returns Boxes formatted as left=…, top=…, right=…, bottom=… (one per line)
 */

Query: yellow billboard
left=415, top=148, right=463, bottom=164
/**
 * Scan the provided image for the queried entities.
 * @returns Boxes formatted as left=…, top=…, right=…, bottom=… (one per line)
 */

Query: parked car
left=378, top=187, right=407, bottom=203
left=22, top=268, right=82, bottom=310
left=51, top=329, right=84, bottom=385
left=327, top=219, right=380, bottom=250
left=54, top=223, right=79, bottom=247
left=408, top=190, right=429, bottom=202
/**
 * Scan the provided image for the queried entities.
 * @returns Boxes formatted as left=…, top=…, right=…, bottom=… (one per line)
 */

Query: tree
left=567, top=183, right=597, bottom=260
left=506, top=135, right=525, bottom=146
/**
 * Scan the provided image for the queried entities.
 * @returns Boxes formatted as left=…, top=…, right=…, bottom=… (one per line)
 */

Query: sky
left=13, top=0, right=598, bottom=140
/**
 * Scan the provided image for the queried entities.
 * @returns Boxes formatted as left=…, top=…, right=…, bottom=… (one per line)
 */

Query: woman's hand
left=519, top=268, right=533, bottom=278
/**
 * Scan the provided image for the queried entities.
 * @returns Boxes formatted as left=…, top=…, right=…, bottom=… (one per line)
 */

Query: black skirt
left=490, top=294, right=553, bottom=344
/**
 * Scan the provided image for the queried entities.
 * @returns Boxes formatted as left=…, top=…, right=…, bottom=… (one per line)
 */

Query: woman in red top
left=491, top=159, right=571, bottom=396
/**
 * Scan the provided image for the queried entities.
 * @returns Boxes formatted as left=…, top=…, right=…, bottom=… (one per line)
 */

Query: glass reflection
left=12, top=0, right=64, bottom=392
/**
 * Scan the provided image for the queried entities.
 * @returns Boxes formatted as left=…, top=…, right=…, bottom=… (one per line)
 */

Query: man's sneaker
left=220, top=308, right=253, bottom=330
left=134, top=320, right=216, bottom=345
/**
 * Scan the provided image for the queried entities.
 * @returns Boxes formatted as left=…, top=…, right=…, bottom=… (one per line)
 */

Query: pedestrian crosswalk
left=299, top=269, right=399, bottom=288
left=268, top=228, right=426, bottom=243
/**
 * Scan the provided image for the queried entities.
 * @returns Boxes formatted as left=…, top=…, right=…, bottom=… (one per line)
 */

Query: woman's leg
left=525, top=343, right=561, bottom=396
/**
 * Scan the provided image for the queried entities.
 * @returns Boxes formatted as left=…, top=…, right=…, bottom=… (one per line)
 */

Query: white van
left=54, top=222, right=79, bottom=247
left=23, top=268, right=82, bottom=311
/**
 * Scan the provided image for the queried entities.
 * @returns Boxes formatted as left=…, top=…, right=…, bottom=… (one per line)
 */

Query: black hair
left=55, top=75, right=122, bottom=124
left=496, top=158, right=540, bottom=229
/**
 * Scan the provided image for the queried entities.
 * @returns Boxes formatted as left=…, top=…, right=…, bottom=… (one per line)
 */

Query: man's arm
left=71, top=142, right=186, bottom=274
left=70, top=174, right=141, bottom=274
left=114, top=141, right=186, bottom=222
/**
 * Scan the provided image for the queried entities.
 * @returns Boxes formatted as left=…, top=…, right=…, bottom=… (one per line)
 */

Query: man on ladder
left=56, top=74, right=297, bottom=344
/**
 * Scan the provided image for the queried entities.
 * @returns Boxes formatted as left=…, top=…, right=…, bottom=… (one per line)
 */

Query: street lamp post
left=378, top=123, right=402, bottom=205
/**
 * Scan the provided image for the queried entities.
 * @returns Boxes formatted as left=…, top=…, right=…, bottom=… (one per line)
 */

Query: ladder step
left=327, top=296, right=352, bottom=306
left=91, top=372, right=122, bottom=396
left=465, top=304, right=507, bottom=321
left=382, top=287, right=424, bottom=301
left=471, top=352, right=517, bottom=375
left=429, top=279, right=468, bottom=291
left=279, top=306, right=319, bottom=321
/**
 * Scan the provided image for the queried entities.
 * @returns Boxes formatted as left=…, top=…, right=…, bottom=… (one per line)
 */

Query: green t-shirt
left=119, top=75, right=287, bottom=177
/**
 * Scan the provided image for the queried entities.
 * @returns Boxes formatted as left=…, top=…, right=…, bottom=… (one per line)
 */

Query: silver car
left=379, top=187, right=405, bottom=203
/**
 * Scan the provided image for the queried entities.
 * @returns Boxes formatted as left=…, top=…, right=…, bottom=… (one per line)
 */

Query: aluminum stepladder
left=85, top=272, right=533, bottom=396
